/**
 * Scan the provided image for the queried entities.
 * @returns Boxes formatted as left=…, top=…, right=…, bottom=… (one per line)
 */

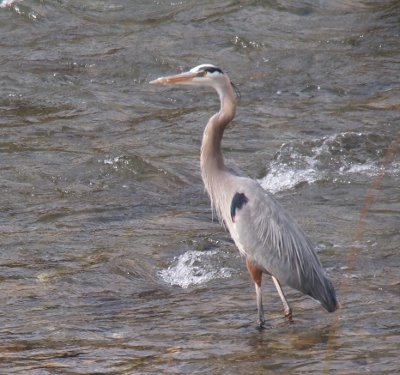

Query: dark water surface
left=1, top=0, right=399, bottom=373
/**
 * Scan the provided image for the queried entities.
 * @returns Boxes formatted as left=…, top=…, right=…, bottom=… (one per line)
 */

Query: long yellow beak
left=150, top=71, right=198, bottom=85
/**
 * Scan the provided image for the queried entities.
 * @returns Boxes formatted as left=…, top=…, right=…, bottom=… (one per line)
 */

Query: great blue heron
left=150, top=64, right=339, bottom=327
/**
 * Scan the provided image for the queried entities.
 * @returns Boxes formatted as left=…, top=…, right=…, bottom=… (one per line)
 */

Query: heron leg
left=271, top=276, right=292, bottom=321
left=246, top=257, right=266, bottom=327
left=254, top=282, right=265, bottom=328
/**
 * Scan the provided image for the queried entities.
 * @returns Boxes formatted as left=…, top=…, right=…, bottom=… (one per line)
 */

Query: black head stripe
left=203, top=66, right=224, bottom=74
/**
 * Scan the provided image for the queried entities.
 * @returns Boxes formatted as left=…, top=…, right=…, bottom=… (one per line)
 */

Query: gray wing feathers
left=232, top=179, right=338, bottom=312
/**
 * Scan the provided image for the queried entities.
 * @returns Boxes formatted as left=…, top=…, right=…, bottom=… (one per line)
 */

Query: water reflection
left=0, top=0, right=399, bottom=373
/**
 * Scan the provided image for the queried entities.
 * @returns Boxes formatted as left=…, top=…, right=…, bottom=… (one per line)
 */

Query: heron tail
left=308, top=276, right=340, bottom=313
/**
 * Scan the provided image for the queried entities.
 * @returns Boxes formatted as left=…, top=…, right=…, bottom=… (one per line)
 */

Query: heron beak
left=150, top=71, right=198, bottom=85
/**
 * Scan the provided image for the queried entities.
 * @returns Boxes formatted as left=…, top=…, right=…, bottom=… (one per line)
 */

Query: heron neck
left=200, top=87, right=236, bottom=191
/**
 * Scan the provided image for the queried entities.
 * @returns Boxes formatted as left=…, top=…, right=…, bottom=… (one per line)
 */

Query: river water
left=1, top=0, right=399, bottom=374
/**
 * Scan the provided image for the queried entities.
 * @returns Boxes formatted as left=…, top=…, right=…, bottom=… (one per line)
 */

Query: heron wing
left=230, top=178, right=336, bottom=309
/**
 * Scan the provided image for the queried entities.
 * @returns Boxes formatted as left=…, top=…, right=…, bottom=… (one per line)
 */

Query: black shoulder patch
left=230, top=192, right=249, bottom=222
left=203, top=66, right=224, bottom=74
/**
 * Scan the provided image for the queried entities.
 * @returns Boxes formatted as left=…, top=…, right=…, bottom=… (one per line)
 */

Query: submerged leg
left=246, top=257, right=265, bottom=327
left=254, top=282, right=265, bottom=328
left=271, top=276, right=292, bottom=321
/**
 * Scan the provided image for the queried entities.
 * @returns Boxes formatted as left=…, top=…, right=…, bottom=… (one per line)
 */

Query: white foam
left=159, top=250, right=233, bottom=289
left=258, top=132, right=392, bottom=194
left=103, top=156, right=120, bottom=166
left=0, top=0, right=20, bottom=8
left=341, top=162, right=378, bottom=176
left=259, top=164, right=318, bottom=194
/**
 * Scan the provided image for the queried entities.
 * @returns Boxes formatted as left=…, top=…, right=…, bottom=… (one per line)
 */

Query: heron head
left=150, top=64, right=224, bottom=85
left=150, top=64, right=240, bottom=98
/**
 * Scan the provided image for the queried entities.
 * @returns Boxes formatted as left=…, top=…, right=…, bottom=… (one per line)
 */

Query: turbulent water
left=1, top=0, right=399, bottom=374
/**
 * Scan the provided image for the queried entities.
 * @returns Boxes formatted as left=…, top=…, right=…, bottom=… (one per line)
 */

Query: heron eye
left=201, top=70, right=207, bottom=76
